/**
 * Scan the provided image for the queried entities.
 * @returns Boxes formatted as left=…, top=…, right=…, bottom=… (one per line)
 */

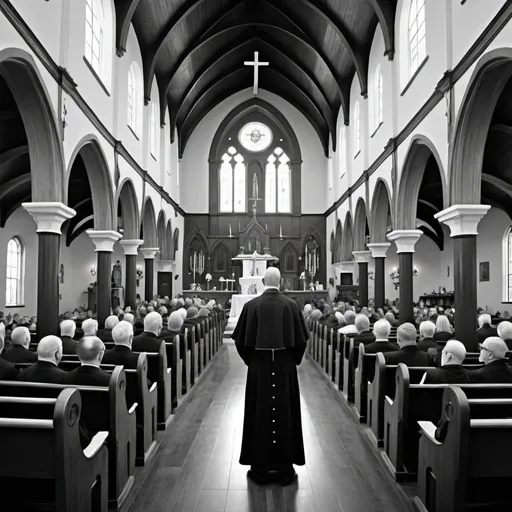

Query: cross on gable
left=244, top=51, right=269, bottom=95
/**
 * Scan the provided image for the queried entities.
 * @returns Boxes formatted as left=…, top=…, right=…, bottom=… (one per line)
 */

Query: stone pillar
left=120, top=239, right=144, bottom=310
left=387, top=230, right=422, bottom=324
left=87, top=230, right=122, bottom=328
left=367, top=243, right=390, bottom=310
left=353, top=251, right=371, bottom=307
left=435, top=205, right=490, bottom=351
left=22, top=202, right=76, bottom=340
left=140, top=248, right=160, bottom=301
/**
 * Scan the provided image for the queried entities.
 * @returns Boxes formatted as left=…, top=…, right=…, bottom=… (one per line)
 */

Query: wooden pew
left=164, top=334, right=182, bottom=410
left=415, top=386, right=512, bottom=512
left=342, top=335, right=358, bottom=402
left=0, top=367, right=134, bottom=509
left=334, top=330, right=344, bottom=390
left=180, top=329, right=192, bottom=394
left=0, top=388, right=109, bottom=512
left=354, top=346, right=376, bottom=423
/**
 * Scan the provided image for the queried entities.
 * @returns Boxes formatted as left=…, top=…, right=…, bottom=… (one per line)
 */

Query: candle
left=229, top=224, right=232, bottom=236
left=279, top=225, right=283, bottom=238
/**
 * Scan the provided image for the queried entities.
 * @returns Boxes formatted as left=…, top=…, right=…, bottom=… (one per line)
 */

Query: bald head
left=11, top=326, right=30, bottom=348
left=105, top=315, right=119, bottom=330
left=77, top=336, right=105, bottom=366
left=144, top=312, right=163, bottom=336
left=498, top=321, right=512, bottom=341
left=112, top=321, right=133, bottom=347
left=123, top=313, right=134, bottom=325
left=82, top=318, right=98, bottom=336
left=60, top=319, right=76, bottom=338
left=37, top=335, right=63, bottom=365
left=355, top=314, right=370, bottom=333
left=441, top=340, right=466, bottom=366
left=480, top=336, right=509, bottom=363
left=397, top=323, right=418, bottom=346
left=263, top=267, right=281, bottom=288
left=168, top=311, right=184, bottom=332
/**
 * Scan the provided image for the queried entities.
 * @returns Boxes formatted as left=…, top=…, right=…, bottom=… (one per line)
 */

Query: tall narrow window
left=265, top=154, right=277, bottom=213
left=219, top=147, right=245, bottom=213
left=233, top=154, right=246, bottom=213
left=503, top=227, right=512, bottom=302
left=277, top=151, right=291, bottom=212
left=84, top=0, right=104, bottom=77
left=265, top=147, right=291, bottom=213
left=127, top=64, right=136, bottom=133
left=409, top=0, right=426, bottom=76
left=374, top=64, right=384, bottom=131
left=353, top=101, right=360, bottom=156
left=6, top=237, right=24, bottom=306
left=150, top=102, right=158, bottom=158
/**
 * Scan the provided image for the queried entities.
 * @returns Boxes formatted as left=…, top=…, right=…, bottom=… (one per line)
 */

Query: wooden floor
left=126, top=343, right=413, bottom=512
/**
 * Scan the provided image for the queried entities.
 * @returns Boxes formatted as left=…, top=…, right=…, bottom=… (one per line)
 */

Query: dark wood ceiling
left=118, top=0, right=397, bottom=157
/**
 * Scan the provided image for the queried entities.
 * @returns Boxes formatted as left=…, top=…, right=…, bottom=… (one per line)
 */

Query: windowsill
left=354, top=150, right=361, bottom=160
left=82, top=56, right=110, bottom=97
left=128, top=124, right=140, bottom=141
left=6, top=305, right=25, bottom=308
left=400, top=55, right=430, bottom=97
left=370, top=122, right=383, bottom=138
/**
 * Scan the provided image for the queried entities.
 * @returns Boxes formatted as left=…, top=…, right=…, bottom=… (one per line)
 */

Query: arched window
left=265, top=147, right=291, bottom=213
left=503, top=227, right=512, bottom=302
left=6, top=237, right=24, bottom=306
left=219, top=147, right=246, bottom=213
left=408, top=0, right=426, bottom=76
left=373, top=64, right=384, bottom=131
left=85, top=0, right=104, bottom=77
left=150, top=102, right=158, bottom=158
left=127, top=63, right=142, bottom=137
left=353, top=101, right=360, bottom=157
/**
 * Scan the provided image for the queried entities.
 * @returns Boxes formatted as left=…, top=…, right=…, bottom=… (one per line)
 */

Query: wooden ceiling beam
left=114, top=0, right=141, bottom=57
left=368, top=0, right=397, bottom=59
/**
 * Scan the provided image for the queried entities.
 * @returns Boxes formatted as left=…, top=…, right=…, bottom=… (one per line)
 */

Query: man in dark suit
left=0, top=336, right=18, bottom=380
left=417, top=321, right=442, bottom=352
left=384, top=323, right=432, bottom=367
left=132, top=312, right=163, bottom=353
left=63, top=337, right=110, bottom=386
left=364, top=319, right=399, bottom=354
left=353, top=314, right=376, bottom=346
left=476, top=313, right=498, bottom=345
left=134, top=307, right=146, bottom=336
left=183, top=307, right=200, bottom=329
left=102, top=321, right=139, bottom=369
left=97, top=315, right=119, bottom=344
left=160, top=310, right=184, bottom=342
left=472, top=337, right=512, bottom=383
left=18, top=336, right=66, bottom=384
left=497, top=320, right=512, bottom=350
left=2, top=326, right=37, bottom=364
left=59, top=319, right=78, bottom=354
left=422, top=340, right=472, bottom=384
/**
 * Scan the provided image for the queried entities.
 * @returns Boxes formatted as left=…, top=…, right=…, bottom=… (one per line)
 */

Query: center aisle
left=126, top=343, right=413, bottom=512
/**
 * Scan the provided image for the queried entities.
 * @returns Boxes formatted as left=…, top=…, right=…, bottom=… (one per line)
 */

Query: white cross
left=244, top=51, right=269, bottom=95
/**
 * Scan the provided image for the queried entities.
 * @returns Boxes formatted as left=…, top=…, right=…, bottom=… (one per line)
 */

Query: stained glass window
left=239, top=122, right=273, bottom=152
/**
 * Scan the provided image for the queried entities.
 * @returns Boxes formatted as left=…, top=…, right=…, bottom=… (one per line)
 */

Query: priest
left=232, top=266, right=308, bottom=486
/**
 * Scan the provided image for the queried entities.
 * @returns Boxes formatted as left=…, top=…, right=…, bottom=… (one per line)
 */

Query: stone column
left=435, top=205, right=490, bottom=351
left=367, top=243, right=390, bottom=310
left=87, top=230, right=122, bottom=328
left=140, top=248, right=160, bottom=301
left=387, top=230, right=423, bottom=324
left=22, top=202, right=76, bottom=340
left=353, top=251, right=371, bottom=307
left=120, top=239, right=144, bottom=310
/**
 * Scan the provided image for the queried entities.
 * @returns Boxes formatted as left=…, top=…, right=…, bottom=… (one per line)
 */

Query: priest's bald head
left=263, top=267, right=281, bottom=288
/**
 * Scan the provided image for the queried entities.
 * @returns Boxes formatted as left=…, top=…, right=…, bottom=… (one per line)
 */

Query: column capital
left=86, top=230, right=122, bottom=252
left=22, top=202, right=76, bottom=234
left=367, top=242, right=391, bottom=258
left=120, top=239, right=144, bottom=256
left=140, top=247, right=160, bottom=260
left=434, top=204, right=491, bottom=237
left=387, top=230, right=422, bottom=253
left=352, top=251, right=371, bottom=264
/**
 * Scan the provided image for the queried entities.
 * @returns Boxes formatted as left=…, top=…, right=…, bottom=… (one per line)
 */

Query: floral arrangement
left=205, top=273, right=212, bottom=281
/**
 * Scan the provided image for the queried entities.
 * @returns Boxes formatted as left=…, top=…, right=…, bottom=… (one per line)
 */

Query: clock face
left=238, top=122, right=273, bottom=152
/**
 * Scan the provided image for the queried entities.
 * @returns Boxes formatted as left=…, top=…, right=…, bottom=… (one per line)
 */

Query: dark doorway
left=158, top=272, right=173, bottom=298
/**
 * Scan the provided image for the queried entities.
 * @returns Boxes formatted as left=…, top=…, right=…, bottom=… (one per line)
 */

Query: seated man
left=82, top=318, right=98, bottom=337
left=2, top=326, right=37, bottom=363
left=160, top=310, right=184, bottom=341
left=476, top=313, right=497, bottom=344
left=60, top=319, right=78, bottom=354
left=132, top=312, right=163, bottom=352
left=384, top=311, right=398, bottom=327
left=123, top=313, right=135, bottom=326
left=364, top=319, right=399, bottom=354
left=102, top=321, right=139, bottom=369
left=338, top=310, right=358, bottom=335
left=497, top=320, right=512, bottom=350
left=417, top=321, right=442, bottom=352
left=63, top=337, right=110, bottom=386
left=18, top=336, right=65, bottom=384
left=472, top=337, right=512, bottom=383
left=353, top=314, right=376, bottom=346
left=134, top=307, right=146, bottom=336
left=0, top=336, right=18, bottom=380
left=383, top=323, right=432, bottom=367
left=97, top=315, right=119, bottom=344
left=183, top=307, right=200, bottom=329
left=421, top=340, right=472, bottom=384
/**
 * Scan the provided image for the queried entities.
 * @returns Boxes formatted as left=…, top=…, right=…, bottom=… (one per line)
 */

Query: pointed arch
left=335, top=219, right=342, bottom=263
left=353, top=198, right=369, bottom=251
left=370, top=179, right=393, bottom=243
left=280, top=239, right=300, bottom=275
left=330, top=230, right=335, bottom=264
left=157, top=211, right=167, bottom=259
left=116, top=178, right=139, bottom=239
left=300, top=226, right=324, bottom=256
left=141, top=197, right=157, bottom=247
left=172, top=227, right=180, bottom=260
left=166, top=219, right=173, bottom=260
left=210, top=239, right=231, bottom=273
left=341, top=212, right=353, bottom=262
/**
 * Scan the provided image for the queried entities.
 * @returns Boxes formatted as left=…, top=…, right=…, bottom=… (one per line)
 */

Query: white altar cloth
left=229, top=294, right=259, bottom=318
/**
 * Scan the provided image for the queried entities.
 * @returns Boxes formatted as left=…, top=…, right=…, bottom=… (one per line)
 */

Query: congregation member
left=183, top=307, right=200, bottom=330
left=432, top=315, right=454, bottom=343
left=417, top=321, right=442, bottom=352
left=497, top=320, right=512, bottom=350
left=421, top=340, right=472, bottom=384
left=102, top=321, right=139, bottom=369
left=2, top=326, right=37, bottom=363
left=383, top=323, right=433, bottom=367
left=472, top=337, right=512, bottom=383
left=97, top=315, right=119, bottom=343
left=384, top=311, right=398, bottom=327
left=59, top=319, right=78, bottom=354
left=132, top=312, right=164, bottom=352
left=63, top=337, right=110, bottom=386
left=82, top=318, right=98, bottom=337
left=161, top=310, right=184, bottom=341
left=123, top=312, right=135, bottom=326
left=353, top=314, right=376, bottom=346
left=364, top=319, right=398, bottom=354
left=18, top=336, right=65, bottom=384
left=338, top=310, right=358, bottom=335
left=0, top=335, right=18, bottom=380
left=309, top=309, right=322, bottom=323
left=134, top=306, right=146, bottom=335
left=476, top=313, right=498, bottom=344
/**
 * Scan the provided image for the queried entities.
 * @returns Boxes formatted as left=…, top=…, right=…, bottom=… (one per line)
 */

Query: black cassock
left=232, top=288, right=309, bottom=469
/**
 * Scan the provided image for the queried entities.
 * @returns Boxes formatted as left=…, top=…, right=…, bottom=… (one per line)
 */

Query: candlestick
left=279, top=225, right=283, bottom=238
left=229, top=224, right=232, bottom=237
